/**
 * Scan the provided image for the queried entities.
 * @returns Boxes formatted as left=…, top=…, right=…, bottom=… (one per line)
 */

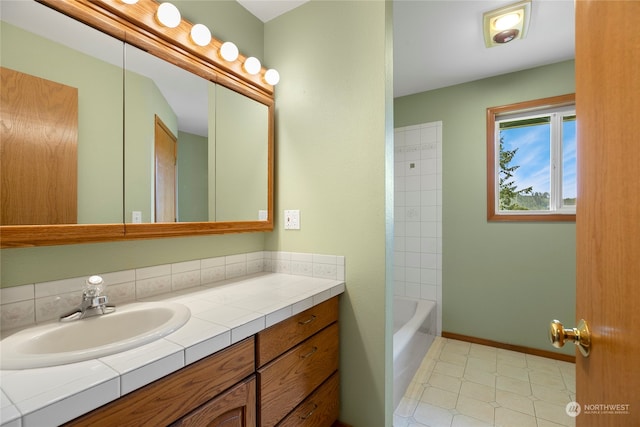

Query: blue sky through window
left=562, top=119, right=577, bottom=200
left=501, top=124, right=551, bottom=195
left=500, top=118, right=576, bottom=200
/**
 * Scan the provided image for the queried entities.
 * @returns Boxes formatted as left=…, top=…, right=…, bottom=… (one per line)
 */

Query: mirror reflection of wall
left=215, top=85, right=269, bottom=222
left=0, top=2, right=123, bottom=225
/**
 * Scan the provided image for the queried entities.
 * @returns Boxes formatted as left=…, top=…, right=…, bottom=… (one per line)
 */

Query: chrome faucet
left=59, top=275, right=116, bottom=322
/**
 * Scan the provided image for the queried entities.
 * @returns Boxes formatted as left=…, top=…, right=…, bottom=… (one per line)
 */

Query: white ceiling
left=236, top=0, right=310, bottom=23
left=237, top=0, right=575, bottom=98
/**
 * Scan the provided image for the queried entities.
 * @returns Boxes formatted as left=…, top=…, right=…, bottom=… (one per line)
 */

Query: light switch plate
left=284, top=210, right=300, bottom=230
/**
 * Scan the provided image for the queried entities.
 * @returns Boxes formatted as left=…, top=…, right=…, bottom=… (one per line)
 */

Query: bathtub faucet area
left=60, top=275, right=115, bottom=322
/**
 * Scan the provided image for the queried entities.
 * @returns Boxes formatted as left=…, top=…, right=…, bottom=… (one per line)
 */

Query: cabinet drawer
left=258, top=323, right=339, bottom=427
left=278, top=372, right=339, bottom=427
left=171, top=376, right=256, bottom=427
left=256, top=296, right=339, bottom=367
left=65, top=338, right=255, bottom=427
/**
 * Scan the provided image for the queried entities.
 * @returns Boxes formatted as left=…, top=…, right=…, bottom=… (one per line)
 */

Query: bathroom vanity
left=0, top=273, right=344, bottom=426
left=64, top=297, right=340, bottom=426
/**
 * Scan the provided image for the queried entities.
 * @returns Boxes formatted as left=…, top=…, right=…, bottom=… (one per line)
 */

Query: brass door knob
left=549, top=319, right=591, bottom=357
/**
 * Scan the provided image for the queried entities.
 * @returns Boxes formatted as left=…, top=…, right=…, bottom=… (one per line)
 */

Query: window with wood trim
left=487, top=94, right=576, bottom=222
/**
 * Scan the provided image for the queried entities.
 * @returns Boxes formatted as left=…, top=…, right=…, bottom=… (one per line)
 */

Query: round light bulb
left=220, top=42, right=239, bottom=62
left=494, top=12, right=521, bottom=31
left=121, top=0, right=139, bottom=4
left=264, top=69, right=280, bottom=86
left=156, top=2, right=181, bottom=28
left=243, top=57, right=261, bottom=75
left=190, top=24, right=211, bottom=47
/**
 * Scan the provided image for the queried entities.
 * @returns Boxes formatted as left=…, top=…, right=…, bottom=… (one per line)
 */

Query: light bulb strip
left=94, top=0, right=277, bottom=93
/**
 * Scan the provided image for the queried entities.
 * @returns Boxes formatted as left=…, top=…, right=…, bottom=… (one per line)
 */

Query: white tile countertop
left=0, top=273, right=345, bottom=427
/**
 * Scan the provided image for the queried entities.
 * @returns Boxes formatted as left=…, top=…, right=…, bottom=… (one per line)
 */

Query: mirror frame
left=0, top=0, right=274, bottom=248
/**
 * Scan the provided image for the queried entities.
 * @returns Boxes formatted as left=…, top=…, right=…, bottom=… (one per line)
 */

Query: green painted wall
left=215, top=85, right=269, bottom=221
left=394, top=60, right=576, bottom=356
left=177, top=131, right=208, bottom=222
left=264, top=1, right=393, bottom=425
left=173, top=0, right=264, bottom=60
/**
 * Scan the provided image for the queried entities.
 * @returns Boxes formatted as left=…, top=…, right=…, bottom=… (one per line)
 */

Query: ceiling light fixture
left=483, top=0, right=531, bottom=48
left=156, top=2, right=181, bottom=28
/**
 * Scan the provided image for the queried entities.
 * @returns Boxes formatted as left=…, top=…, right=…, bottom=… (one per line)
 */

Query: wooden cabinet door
left=155, top=114, right=177, bottom=222
left=171, top=377, right=256, bottom=427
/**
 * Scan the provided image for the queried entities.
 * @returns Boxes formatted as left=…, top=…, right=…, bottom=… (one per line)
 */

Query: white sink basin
left=0, top=302, right=190, bottom=370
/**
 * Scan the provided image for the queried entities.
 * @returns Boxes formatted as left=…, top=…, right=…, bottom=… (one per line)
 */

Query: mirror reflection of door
left=1, top=67, right=78, bottom=225
left=154, top=115, right=177, bottom=222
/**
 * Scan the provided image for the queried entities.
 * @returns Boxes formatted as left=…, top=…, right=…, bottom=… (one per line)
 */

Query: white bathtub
left=393, top=296, right=436, bottom=409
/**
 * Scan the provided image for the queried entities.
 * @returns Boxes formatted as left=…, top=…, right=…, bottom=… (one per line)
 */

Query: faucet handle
left=84, top=275, right=105, bottom=297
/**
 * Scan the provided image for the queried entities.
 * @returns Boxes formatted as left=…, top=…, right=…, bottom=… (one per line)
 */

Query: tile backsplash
left=0, top=251, right=345, bottom=332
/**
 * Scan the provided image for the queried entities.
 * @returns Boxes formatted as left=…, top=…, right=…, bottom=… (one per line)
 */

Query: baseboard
left=441, top=331, right=576, bottom=363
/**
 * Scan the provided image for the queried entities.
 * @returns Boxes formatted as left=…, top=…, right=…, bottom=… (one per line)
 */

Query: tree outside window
left=487, top=94, right=576, bottom=222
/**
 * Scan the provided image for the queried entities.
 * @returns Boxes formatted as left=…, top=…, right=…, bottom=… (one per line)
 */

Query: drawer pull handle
left=298, top=315, right=317, bottom=325
left=300, top=346, right=318, bottom=359
left=300, top=403, right=318, bottom=420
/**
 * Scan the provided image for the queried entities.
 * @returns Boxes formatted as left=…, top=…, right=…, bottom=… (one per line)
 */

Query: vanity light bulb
left=121, top=0, right=139, bottom=4
left=156, top=2, right=181, bottom=28
left=190, top=24, right=211, bottom=46
left=243, top=57, right=261, bottom=75
left=220, top=42, right=239, bottom=62
left=264, top=69, right=280, bottom=86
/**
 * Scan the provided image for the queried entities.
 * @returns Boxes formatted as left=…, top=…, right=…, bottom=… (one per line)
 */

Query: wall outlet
left=284, top=210, right=300, bottom=230
left=132, top=211, right=142, bottom=224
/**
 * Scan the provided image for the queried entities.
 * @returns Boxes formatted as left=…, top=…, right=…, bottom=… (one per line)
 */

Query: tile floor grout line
left=393, top=337, right=576, bottom=427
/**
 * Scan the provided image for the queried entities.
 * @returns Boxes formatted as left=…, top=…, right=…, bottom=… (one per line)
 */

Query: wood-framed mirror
left=0, top=0, right=274, bottom=247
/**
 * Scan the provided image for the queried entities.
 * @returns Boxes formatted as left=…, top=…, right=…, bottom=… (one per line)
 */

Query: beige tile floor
left=394, top=337, right=576, bottom=427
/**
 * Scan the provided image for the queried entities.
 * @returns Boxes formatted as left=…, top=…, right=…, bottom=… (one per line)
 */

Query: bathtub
left=393, top=296, right=436, bottom=409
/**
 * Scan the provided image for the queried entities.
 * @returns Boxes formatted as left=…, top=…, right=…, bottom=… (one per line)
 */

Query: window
left=487, top=94, right=576, bottom=221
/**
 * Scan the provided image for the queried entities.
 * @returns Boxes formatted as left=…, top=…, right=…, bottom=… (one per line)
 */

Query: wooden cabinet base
left=64, top=338, right=255, bottom=427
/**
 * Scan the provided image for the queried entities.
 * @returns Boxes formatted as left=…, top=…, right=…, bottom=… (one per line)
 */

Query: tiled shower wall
left=394, top=121, right=442, bottom=335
